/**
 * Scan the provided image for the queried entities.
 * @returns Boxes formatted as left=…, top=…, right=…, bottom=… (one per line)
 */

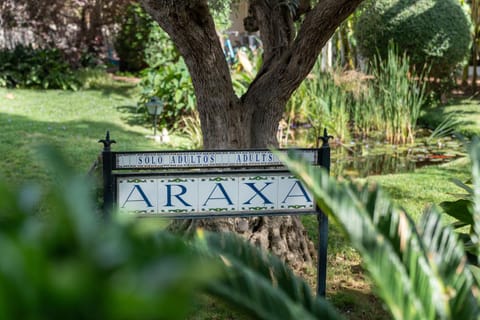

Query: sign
left=114, top=149, right=318, bottom=169
left=117, top=172, right=314, bottom=217
left=99, top=130, right=331, bottom=297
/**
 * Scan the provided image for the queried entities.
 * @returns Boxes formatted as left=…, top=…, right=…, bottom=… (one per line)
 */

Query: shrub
left=114, top=3, right=180, bottom=72
left=354, top=0, right=472, bottom=79
left=0, top=45, right=80, bottom=90
left=138, top=60, right=196, bottom=130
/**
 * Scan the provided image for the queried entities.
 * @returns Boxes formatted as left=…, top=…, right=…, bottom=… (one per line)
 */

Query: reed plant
left=368, top=46, right=427, bottom=144
left=288, top=46, right=427, bottom=145
left=287, top=62, right=352, bottom=146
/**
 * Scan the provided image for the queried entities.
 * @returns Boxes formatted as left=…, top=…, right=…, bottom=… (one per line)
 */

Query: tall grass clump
left=367, top=46, right=427, bottom=144
left=286, top=62, right=353, bottom=146
left=287, top=46, right=427, bottom=146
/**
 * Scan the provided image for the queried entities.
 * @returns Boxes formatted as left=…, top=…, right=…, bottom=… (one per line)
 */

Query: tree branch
left=246, top=0, right=364, bottom=103
left=250, top=0, right=295, bottom=70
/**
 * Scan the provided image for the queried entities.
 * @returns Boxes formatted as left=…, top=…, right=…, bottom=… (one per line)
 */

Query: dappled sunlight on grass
left=0, top=87, right=193, bottom=185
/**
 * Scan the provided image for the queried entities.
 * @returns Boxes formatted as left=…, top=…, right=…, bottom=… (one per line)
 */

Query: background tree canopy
left=354, top=0, right=472, bottom=79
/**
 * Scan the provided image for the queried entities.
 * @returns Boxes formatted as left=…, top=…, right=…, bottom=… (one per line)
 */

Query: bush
left=138, top=60, right=196, bottom=129
left=114, top=3, right=178, bottom=72
left=354, top=0, right=472, bottom=79
left=0, top=45, right=80, bottom=90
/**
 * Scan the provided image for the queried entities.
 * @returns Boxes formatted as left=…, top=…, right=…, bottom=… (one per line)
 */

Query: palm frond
left=279, top=151, right=480, bottom=320
left=199, top=232, right=342, bottom=320
left=470, top=139, right=480, bottom=266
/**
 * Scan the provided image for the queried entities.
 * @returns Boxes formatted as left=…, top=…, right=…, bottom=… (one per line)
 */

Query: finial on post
left=318, top=128, right=333, bottom=148
left=99, top=131, right=116, bottom=151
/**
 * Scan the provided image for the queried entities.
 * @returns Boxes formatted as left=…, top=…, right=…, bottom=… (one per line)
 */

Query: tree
left=138, top=0, right=364, bottom=267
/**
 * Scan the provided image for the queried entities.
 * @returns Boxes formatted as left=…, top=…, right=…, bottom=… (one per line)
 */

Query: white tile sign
left=117, top=173, right=314, bottom=217
left=114, top=150, right=317, bottom=169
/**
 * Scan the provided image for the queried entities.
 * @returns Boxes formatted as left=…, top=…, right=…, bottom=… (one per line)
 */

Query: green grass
left=0, top=84, right=190, bottom=184
left=421, top=97, right=480, bottom=138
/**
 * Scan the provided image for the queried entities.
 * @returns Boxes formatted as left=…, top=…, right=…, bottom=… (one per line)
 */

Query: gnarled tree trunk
left=140, top=0, right=364, bottom=270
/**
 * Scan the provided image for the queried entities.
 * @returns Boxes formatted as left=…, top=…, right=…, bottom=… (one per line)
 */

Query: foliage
left=73, top=67, right=119, bottom=90
left=202, top=232, right=343, bottom=320
left=366, top=46, right=427, bottom=144
left=114, top=3, right=174, bottom=72
left=287, top=45, right=426, bottom=145
left=179, top=111, right=203, bottom=149
left=0, top=45, right=80, bottom=90
left=138, top=61, right=196, bottom=130
left=355, top=0, right=472, bottom=79
left=420, top=97, right=480, bottom=139
left=0, top=146, right=346, bottom=320
left=117, top=4, right=196, bottom=129
left=115, top=1, right=232, bottom=72
left=209, top=0, right=233, bottom=31
left=280, top=150, right=480, bottom=320
left=440, top=140, right=480, bottom=268
left=0, top=146, right=217, bottom=320
left=297, top=64, right=353, bottom=144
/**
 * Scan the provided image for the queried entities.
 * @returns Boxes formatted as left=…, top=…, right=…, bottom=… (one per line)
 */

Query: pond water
left=329, top=136, right=465, bottom=178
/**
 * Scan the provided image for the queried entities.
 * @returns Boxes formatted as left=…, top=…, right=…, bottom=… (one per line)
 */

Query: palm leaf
left=418, top=207, right=479, bottom=318
left=198, top=232, right=342, bottom=320
left=470, top=139, right=480, bottom=266
left=440, top=199, right=474, bottom=226
left=279, top=151, right=480, bottom=320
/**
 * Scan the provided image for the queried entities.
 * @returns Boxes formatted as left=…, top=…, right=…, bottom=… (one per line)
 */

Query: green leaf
left=201, top=232, right=342, bottom=320
left=440, top=199, right=474, bottom=225
left=279, top=151, right=480, bottom=320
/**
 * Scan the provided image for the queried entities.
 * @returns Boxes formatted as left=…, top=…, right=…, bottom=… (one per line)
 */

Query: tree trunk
left=140, top=0, right=364, bottom=270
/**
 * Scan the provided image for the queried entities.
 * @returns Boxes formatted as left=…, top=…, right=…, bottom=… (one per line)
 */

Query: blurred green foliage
left=0, top=45, right=80, bottom=90
left=0, top=146, right=339, bottom=320
left=0, top=146, right=217, bottom=319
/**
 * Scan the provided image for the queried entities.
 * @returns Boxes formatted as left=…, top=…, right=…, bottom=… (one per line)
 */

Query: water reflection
left=330, top=138, right=465, bottom=178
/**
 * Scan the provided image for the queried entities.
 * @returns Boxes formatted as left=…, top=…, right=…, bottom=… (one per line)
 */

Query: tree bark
left=140, top=0, right=364, bottom=270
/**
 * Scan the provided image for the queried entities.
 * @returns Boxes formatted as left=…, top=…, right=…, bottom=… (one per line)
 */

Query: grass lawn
left=0, top=84, right=190, bottom=185
left=1, top=82, right=479, bottom=319
left=421, top=96, right=480, bottom=138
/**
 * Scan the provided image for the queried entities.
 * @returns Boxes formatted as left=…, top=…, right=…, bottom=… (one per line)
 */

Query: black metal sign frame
left=99, top=130, right=332, bottom=297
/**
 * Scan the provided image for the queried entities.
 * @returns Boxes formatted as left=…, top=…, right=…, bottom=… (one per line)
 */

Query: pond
left=330, top=135, right=465, bottom=178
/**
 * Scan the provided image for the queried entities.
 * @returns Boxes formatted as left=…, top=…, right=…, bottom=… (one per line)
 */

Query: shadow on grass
left=330, top=287, right=391, bottom=320
left=0, top=112, right=159, bottom=185
left=84, top=82, right=139, bottom=98
left=116, top=105, right=151, bottom=126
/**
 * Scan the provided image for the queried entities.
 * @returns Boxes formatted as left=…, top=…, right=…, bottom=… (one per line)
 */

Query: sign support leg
left=317, top=128, right=332, bottom=297
left=99, top=131, right=116, bottom=219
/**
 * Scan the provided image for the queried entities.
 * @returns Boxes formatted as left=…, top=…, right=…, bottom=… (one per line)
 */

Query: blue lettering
left=282, top=181, right=311, bottom=203
left=243, top=182, right=273, bottom=205
left=203, top=183, right=233, bottom=206
left=122, top=184, right=153, bottom=208
left=165, top=184, right=191, bottom=207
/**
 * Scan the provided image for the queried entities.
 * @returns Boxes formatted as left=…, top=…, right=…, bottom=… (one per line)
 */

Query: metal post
left=99, top=131, right=116, bottom=219
left=317, top=128, right=333, bottom=297
left=153, top=106, right=158, bottom=137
